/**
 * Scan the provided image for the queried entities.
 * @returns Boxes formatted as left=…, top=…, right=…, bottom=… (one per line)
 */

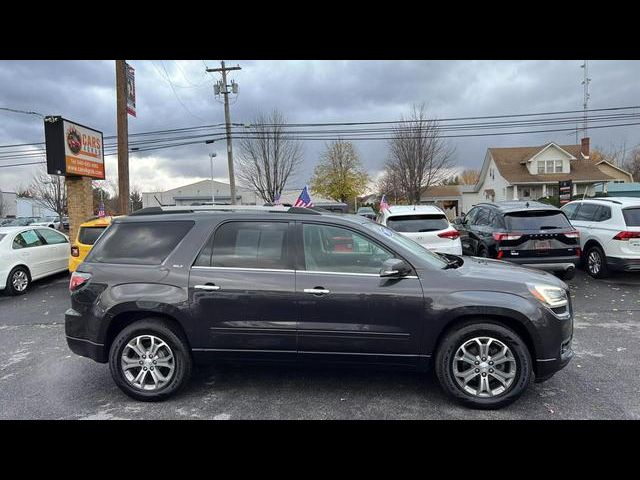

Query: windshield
left=387, top=214, right=449, bottom=233
left=505, top=211, right=572, bottom=230
left=362, top=221, right=448, bottom=269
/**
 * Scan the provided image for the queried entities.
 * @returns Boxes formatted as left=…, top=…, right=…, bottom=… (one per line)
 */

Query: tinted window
left=465, top=208, right=479, bottom=225
left=87, top=221, right=193, bottom=265
left=303, top=223, right=393, bottom=274
left=79, top=226, right=107, bottom=245
left=207, top=221, right=290, bottom=269
left=13, top=230, right=44, bottom=249
left=573, top=203, right=600, bottom=221
left=561, top=203, right=579, bottom=219
left=37, top=229, right=68, bottom=245
left=505, top=211, right=572, bottom=230
left=386, top=214, right=449, bottom=232
left=623, top=208, right=640, bottom=226
left=594, top=205, right=611, bottom=222
left=475, top=208, right=491, bottom=226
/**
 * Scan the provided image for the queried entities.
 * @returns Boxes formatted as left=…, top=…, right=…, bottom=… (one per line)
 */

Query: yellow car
left=69, top=216, right=113, bottom=272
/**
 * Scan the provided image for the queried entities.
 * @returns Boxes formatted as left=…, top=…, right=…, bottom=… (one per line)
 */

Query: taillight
left=438, top=229, right=460, bottom=240
left=70, top=245, right=79, bottom=257
left=493, top=232, right=522, bottom=241
left=497, top=250, right=504, bottom=259
left=613, top=231, right=640, bottom=241
left=69, top=272, right=91, bottom=292
left=564, top=231, right=580, bottom=239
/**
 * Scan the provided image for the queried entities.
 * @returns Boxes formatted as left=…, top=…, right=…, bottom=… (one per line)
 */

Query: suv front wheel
left=435, top=321, right=532, bottom=409
left=109, top=318, right=192, bottom=401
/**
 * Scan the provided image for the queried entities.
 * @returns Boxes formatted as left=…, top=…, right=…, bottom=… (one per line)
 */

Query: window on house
left=522, top=188, right=530, bottom=197
left=555, top=160, right=563, bottom=173
left=538, top=160, right=563, bottom=174
left=538, top=161, right=545, bottom=174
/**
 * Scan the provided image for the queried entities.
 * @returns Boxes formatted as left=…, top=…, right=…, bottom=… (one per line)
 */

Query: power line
left=0, top=107, right=46, bottom=118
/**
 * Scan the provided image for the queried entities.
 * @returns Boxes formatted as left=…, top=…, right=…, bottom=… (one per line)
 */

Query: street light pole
left=209, top=152, right=217, bottom=204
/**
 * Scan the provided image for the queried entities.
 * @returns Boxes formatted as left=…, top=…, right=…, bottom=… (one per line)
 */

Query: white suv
left=561, top=197, right=640, bottom=278
left=376, top=205, right=463, bottom=256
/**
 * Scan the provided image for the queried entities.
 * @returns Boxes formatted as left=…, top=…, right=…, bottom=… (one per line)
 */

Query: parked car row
left=0, top=215, right=68, bottom=229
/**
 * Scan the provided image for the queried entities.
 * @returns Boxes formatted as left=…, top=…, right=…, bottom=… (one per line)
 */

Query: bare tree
left=237, top=109, right=304, bottom=204
left=385, top=104, right=456, bottom=204
left=623, top=147, right=640, bottom=182
left=376, top=168, right=406, bottom=204
left=0, top=192, right=4, bottom=217
left=28, top=169, right=67, bottom=228
left=459, top=168, right=480, bottom=185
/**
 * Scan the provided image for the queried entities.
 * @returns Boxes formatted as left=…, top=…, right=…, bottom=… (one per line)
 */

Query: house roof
left=420, top=185, right=462, bottom=198
left=488, top=144, right=615, bottom=183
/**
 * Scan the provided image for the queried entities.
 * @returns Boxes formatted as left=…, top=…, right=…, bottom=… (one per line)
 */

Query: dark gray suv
left=65, top=206, right=573, bottom=409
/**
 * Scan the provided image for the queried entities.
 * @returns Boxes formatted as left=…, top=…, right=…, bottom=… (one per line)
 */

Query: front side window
left=13, top=230, right=44, bottom=249
left=561, top=202, right=579, bottom=220
left=303, top=223, right=393, bottom=274
left=87, top=221, right=194, bottom=265
left=207, top=221, right=290, bottom=270
left=474, top=208, right=491, bottom=226
left=37, top=229, right=68, bottom=245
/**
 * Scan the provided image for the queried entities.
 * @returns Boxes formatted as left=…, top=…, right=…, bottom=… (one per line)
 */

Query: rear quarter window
left=86, top=221, right=194, bottom=265
left=505, top=210, right=572, bottom=230
left=386, top=214, right=449, bottom=232
left=622, top=208, right=640, bottom=226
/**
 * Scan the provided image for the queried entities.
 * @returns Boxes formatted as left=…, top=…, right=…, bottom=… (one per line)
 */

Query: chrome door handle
left=303, top=288, right=330, bottom=295
left=195, top=284, right=221, bottom=291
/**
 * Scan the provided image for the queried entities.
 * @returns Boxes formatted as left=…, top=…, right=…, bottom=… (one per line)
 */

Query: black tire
left=435, top=321, right=533, bottom=409
left=109, top=318, right=192, bottom=402
left=4, top=266, right=30, bottom=296
left=477, top=244, right=490, bottom=258
left=585, top=245, right=609, bottom=279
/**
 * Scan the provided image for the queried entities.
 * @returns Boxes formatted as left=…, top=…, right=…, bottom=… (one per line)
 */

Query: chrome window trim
left=191, top=265, right=418, bottom=278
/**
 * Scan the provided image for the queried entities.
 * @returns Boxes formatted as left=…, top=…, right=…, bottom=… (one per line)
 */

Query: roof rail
left=128, top=205, right=329, bottom=216
left=585, top=198, right=622, bottom=205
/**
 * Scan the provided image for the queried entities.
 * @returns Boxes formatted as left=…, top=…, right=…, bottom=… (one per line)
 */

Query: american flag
left=98, top=201, right=105, bottom=218
left=294, top=186, right=313, bottom=208
left=379, top=194, right=390, bottom=212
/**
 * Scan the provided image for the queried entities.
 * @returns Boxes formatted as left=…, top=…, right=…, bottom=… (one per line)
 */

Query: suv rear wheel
left=585, top=245, right=609, bottom=279
left=109, top=318, right=192, bottom=401
left=435, top=321, right=532, bottom=409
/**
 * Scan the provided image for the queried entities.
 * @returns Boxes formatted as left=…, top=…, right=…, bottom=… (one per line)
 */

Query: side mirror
left=452, top=217, right=464, bottom=225
left=380, top=258, right=412, bottom=278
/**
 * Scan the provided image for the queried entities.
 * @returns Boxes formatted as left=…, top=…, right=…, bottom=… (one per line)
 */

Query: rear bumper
left=607, top=256, right=640, bottom=272
left=66, top=335, right=107, bottom=363
left=65, top=307, right=107, bottom=363
left=505, top=256, right=579, bottom=272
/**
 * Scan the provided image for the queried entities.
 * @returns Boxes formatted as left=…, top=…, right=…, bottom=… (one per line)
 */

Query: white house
left=0, top=191, right=17, bottom=217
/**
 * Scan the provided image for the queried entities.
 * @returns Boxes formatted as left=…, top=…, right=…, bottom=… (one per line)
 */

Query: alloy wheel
left=121, top=335, right=175, bottom=391
left=452, top=336, right=517, bottom=397
left=12, top=271, right=28, bottom=292
left=588, top=250, right=601, bottom=275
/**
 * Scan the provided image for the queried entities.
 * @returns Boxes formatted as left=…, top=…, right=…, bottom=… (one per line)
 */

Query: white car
left=376, top=205, right=463, bottom=256
left=31, top=216, right=62, bottom=229
left=0, top=226, right=70, bottom=295
left=561, top=197, right=640, bottom=278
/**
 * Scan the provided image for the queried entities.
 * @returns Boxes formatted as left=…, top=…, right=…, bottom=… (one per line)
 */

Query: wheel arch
left=433, top=314, right=538, bottom=376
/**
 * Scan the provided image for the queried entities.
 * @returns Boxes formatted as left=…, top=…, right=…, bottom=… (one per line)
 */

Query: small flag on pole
left=98, top=201, right=105, bottom=218
left=379, top=194, right=390, bottom=212
left=294, top=186, right=313, bottom=208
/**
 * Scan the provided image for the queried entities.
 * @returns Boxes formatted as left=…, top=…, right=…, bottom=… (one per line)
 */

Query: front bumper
left=535, top=342, right=574, bottom=382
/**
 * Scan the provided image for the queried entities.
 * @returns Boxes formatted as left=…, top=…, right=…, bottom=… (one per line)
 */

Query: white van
left=377, top=205, right=463, bottom=256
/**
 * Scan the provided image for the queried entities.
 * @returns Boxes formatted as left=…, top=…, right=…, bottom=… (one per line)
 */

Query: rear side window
left=198, top=221, right=290, bottom=270
left=505, top=211, right=572, bottom=230
left=573, top=203, right=600, bottom=221
left=37, top=229, right=68, bottom=244
left=87, top=221, right=194, bottom=265
left=623, top=208, right=640, bottom=226
left=79, top=226, right=107, bottom=245
left=594, top=205, right=611, bottom=222
left=386, top=214, right=449, bottom=232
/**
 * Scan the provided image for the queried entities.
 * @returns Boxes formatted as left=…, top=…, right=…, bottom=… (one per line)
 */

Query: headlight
left=527, top=283, right=568, bottom=308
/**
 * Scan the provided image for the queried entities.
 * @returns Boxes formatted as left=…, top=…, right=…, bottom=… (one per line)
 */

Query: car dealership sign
left=44, top=116, right=105, bottom=179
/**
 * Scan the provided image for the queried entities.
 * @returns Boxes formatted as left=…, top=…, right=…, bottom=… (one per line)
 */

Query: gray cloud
left=1, top=60, right=639, bottom=193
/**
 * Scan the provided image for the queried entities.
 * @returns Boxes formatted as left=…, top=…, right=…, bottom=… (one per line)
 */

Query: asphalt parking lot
left=1, top=269, right=639, bottom=420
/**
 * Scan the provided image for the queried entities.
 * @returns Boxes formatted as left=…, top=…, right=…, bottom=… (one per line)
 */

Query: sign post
left=44, top=116, right=105, bottom=242
left=559, top=179, right=573, bottom=206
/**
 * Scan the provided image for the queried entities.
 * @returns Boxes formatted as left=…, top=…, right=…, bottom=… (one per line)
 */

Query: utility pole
left=206, top=61, right=241, bottom=204
left=209, top=152, right=217, bottom=204
left=581, top=60, right=591, bottom=137
left=115, top=60, right=130, bottom=215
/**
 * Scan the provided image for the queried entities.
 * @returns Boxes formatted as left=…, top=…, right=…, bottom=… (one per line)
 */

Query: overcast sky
left=1, top=60, right=639, bottom=193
